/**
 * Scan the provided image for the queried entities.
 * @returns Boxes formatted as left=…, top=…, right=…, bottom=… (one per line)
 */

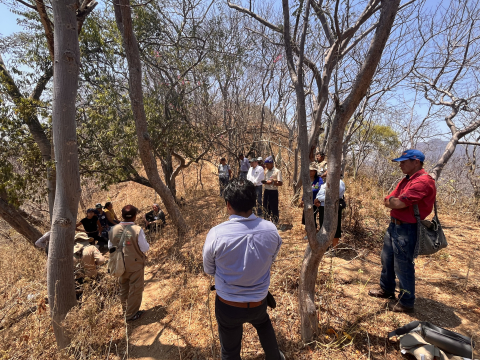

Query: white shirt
left=203, top=214, right=282, bottom=302
left=35, top=231, right=51, bottom=249
left=108, top=222, right=150, bottom=253
left=315, top=179, right=346, bottom=206
left=247, top=165, right=265, bottom=186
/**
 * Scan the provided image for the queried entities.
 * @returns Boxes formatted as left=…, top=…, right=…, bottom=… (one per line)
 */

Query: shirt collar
left=228, top=213, right=257, bottom=221
left=120, top=222, right=134, bottom=224
left=405, top=168, right=426, bottom=180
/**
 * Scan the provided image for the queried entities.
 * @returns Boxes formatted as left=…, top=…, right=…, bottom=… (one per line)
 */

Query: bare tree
left=46, top=0, right=82, bottom=348
left=114, top=0, right=188, bottom=236
left=411, top=1, right=480, bottom=180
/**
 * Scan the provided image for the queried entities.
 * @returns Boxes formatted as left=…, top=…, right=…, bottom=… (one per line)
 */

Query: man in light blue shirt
left=238, top=153, right=250, bottom=180
left=203, top=178, right=283, bottom=360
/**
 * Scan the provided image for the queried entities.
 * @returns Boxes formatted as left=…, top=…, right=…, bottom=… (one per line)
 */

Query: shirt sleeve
left=35, top=232, right=50, bottom=249
left=398, top=179, right=431, bottom=206
left=93, top=247, right=106, bottom=265
left=316, top=184, right=326, bottom=202
left=272, top=233, right=282, bottom=261
left=277, top=169, right=283, bottom=183
left=339, top=180, right=346, bottom=198
left=137, top=229, right=150, bottom=253
left=386, top=179, right=403, bottom=200
left=203, top=228, right=216, bottom=276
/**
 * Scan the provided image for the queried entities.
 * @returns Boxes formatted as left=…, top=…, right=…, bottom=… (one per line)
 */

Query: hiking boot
left=388, top=302, right=414, bottom=313
left=279, top=350, right=285, bottom=360
left=368, top=288, right=395, bottom=299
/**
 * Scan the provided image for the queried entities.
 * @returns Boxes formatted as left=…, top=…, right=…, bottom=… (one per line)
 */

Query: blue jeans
left=239, top=171, right=248, bottom=180
left=255, top=186, right=263, bottom=217
left=380, top=222, right=417, bottom=307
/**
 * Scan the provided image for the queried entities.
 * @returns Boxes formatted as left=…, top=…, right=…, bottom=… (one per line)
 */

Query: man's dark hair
left=239, top=153, right=243, bottom=157
left=122, top=205, right=138, bottom=220
left=220, top=157, right=226, bottom=161
left=86, top=208, right=95, bottom=214
left=223, top=178, right=256, bottom=213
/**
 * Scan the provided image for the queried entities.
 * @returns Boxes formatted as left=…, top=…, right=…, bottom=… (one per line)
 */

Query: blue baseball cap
left=392, top=149, right=425, bottom=162
left=264, top=156, right=274, bottom=164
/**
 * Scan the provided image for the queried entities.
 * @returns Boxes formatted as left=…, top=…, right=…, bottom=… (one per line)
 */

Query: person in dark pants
left=246, top=158, right=265, bottom=217
left=368, top=149, right=436, bottom=313
left=76, top=209, right=103, bottom=246
left=144, top=204, right=166, bottom=232
left=263, top=156, right=282, bottom=224
left=203, top=178, right=284, bottom=360
left=301, top=163, right=323, bottom=230
left=218, top=157, right=232, bottom=197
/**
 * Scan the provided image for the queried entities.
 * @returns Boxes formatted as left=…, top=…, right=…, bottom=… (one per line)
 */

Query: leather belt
left=391, top=217, right=404, bottom=225
left=217, top=295, right=264, bottom=308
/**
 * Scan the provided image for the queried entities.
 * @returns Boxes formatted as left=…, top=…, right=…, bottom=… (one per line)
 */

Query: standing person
left=257, top=157, right=265, bottom=169
left=315, top=152, right=328, bottom=178
left=203, top=179, right=284, bottom=360
left=238, top=153, right=250, bottom=180
left=247, top=158, right=265, bottom=217
left=368, top=150, right=436, bottom=313
left=144, top=203, right=166, bottom=232
left=301, top=163, right=323, bottom=229
left=76, top=209, right=103, bottom=245
left=104, top=202, right=120, bottom=226
left=95, top=203, right=110, bottom=249
left=263, top=156, right=283, bottom=224
left=108, top=205, right=149, bottom=321
left=218, top=157, right=232, bottom=197
left=314, top=175, right=346, bottom=248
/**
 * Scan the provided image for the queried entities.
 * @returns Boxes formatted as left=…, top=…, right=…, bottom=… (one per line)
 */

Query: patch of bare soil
left=122, top=183, right=480, bottom=359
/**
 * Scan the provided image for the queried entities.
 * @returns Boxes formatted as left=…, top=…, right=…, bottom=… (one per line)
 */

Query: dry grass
left=0, top=162, right=479, bottom=359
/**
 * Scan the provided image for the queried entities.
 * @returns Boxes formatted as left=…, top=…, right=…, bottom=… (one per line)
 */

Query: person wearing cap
left=257, top=156, right=265, bottom=169
left=76, top=209, right=103, bottom=246
left=247, top=157, right=265, bottom=217
left=109, top=205, right=150, bottom=321
left=218, top=157, right=232, bottom=197
left=73, top=232, right=105, bottom=281
left=238, top=153, right=250, bottom=180
left=368, top=149, right=436, bottom=313
left=104, top=202, right=120, bottom=226
left=315, top=152, right=327, bottom=178
left=263, top=156, right=283, bottom=225
left=144, top=203, right=166, bottom=232
left=301, top=163, right=324, bottom=229
left=203, top=178, right=284, bottom=360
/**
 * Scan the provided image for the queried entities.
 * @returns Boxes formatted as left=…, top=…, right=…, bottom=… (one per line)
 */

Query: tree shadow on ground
left=411, top=296, right=462, bottom=328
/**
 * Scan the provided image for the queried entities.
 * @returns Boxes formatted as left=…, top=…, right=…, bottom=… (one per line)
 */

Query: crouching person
left=108, top=205, right=149, bottom=321
left=203, top=178, right=284, bottom=359
left=74, top=232, right=105, bottom=299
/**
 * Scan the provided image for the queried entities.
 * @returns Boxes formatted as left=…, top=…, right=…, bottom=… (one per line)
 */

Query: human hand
left=266, top=180, right=273, bottom=185
left=299, top=200, right=304, bottom=208
left=314, top=199, right=321, bottom=207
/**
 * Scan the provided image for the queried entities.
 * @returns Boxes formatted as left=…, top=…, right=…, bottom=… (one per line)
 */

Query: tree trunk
left=114, top=0, right=188, bottom=236
left=161, top=151, right=177, bottom=200
left=47, top=0, right=82, bottom=348
left=0, top=194, right=43, bottom=244
left=297, top=0, right=401, bottom=341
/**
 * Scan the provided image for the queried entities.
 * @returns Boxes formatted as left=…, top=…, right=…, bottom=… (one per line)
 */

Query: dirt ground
left=113, top=185, right=480, bottom=360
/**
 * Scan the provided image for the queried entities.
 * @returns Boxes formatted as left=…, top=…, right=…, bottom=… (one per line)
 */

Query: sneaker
left=388, top=302, right=414, bottom=313
left=368, top=288, right=396, bottom=299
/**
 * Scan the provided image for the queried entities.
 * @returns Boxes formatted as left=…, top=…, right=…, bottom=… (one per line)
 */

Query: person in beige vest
left=108, top=205, right=149, bottom=321
left=73, top=232, right=105, bottom=280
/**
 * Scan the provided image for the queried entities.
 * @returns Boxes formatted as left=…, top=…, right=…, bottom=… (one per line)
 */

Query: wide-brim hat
left=75, top=232, right=93, bottom=242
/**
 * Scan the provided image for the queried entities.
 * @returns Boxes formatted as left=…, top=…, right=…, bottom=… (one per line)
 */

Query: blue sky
left=0, top=3, right=22, bottom=36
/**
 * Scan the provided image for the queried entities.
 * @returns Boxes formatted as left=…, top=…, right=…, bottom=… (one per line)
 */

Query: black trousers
left=318, top=206, right=343, bottom=238
left=215, top=297, right=280, bottom=360
left=302, top=205, right=319, bottom=229
left=263, top=189, right=279, bottom=224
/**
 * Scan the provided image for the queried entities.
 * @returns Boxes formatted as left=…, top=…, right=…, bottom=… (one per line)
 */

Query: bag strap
left=117, top=225, right=131, bottom=251
left=388, top=321, right=421, bottom=338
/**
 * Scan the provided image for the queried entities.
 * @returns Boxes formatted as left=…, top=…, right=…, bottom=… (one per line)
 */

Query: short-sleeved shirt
left=105, top=209, right=118, bottom=226
left=311, top=176, right=323, bottom=203
left=218, top=164, right=231, bottom=179
left=240, top=158, right=250, bottom=172
left=80, top=216, right=99, bottom=234
left=96, top=211, right=109, bottom=230
left=385, top=169, right=436, bottom=223
left=264, top=167, right=282, bottom=190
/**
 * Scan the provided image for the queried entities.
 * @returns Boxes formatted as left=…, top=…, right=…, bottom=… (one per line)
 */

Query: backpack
left=107, top=226, right=130, bottom=277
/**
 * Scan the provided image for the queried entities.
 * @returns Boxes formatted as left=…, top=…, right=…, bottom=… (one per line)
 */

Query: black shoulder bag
left=413, top=201, right=447, bottom=258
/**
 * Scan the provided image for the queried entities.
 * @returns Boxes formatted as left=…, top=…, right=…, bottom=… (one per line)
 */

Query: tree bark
left=0, top=193, right=43, bottom=244
left=47, top=0, right=82, bottom=348
left=114, top=0, right=188, bottom=236
left=297, top=0, right=401, bottom=341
